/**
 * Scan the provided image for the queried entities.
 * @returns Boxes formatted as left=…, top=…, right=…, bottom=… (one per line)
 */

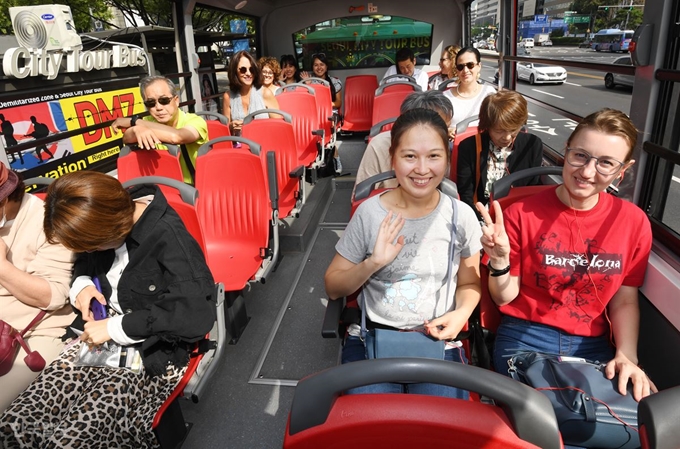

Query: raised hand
left=476, top=201, right=510, bottom=263
left=368, top=211, right=405, bottom=269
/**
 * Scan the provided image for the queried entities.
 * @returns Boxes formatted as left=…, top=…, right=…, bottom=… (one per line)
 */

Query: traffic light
left=604, top=6, right=608, bottom=10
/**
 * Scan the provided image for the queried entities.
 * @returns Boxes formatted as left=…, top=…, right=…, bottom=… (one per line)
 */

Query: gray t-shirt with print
left=336, top=192, right=482, bottom=329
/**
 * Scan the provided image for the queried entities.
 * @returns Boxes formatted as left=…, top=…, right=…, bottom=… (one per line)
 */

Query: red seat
left=372, top=83, right=418, bottom=128
left=196, top=136, right=278, bottom=292
left=342, top=75, right=378, bottom=132
left=276, top=85, right=323, bottom=168
left=367, top=117, right=396, bottom=143
left=284, top=358, right=563, bottom=449
left=195, top=111, right=231, bottom=142
left=450, top=116, right=480, bottom=183
left=116, top=144, right=185, bottom=187
left=241, top=109, right=303, bottom=219
left=301, top=78, right=336, bottom=149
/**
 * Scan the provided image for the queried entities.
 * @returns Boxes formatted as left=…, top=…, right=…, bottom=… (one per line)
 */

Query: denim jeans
left=341, top=335, right=469, bottom=399
left=493, top=315, right=615, bottom=376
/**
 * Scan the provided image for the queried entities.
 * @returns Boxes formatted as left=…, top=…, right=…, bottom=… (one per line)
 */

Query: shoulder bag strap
left=19, top=310, right=47, bottom=337
left=179, top=144, right=196, bottom=184
left=443, top=197, right=458, bottom=310
left=473, top=133, right=482, bottom=205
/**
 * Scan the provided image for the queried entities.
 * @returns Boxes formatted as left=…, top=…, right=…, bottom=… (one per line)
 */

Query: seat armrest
left=311, top=129, right=324, bottom=137
left=289, top=165, right=305, bottom=178
left=322, top=297, right=346, bottom=338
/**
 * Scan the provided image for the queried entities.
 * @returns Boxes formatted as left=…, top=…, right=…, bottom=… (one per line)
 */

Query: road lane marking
left=567, top=71, right=604, bottom=80
left=565, top=81, right=582, bottom=87
left=531, top=89, right=564, bottom=99
left=674, top=176, right=680, bottom=184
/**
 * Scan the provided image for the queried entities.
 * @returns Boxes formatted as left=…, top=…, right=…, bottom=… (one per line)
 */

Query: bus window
left=292, top=16, right=433, bottom=70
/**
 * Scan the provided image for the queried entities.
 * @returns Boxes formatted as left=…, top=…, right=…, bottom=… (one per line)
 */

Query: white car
left=541, top=39, right=553, bottom=46
left=520, top=38, right=534, bottom=48
left=604, top=56, right=634, bottom=89
left=517, top=62, right=567, bottom=84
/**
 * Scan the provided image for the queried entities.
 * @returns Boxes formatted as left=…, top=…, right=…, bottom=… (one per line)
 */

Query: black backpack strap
left=179, top=144, right=196, bottom=184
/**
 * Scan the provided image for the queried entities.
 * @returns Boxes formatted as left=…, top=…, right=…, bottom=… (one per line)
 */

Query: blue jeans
left=493, top=316, right=615, bottom=376
left=341, top=335, right=469, bottom=399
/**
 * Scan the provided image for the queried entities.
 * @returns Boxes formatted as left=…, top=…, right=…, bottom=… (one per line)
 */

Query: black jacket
left=71, top=185, right=216, bottom=376
left=457, top=131, right=543, bottom=214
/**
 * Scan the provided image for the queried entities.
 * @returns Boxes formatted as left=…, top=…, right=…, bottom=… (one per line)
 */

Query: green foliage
left=550, top=27, right=565, bottom=38
left=551, top=36, right=586, bottom=45
left=569, top=0, right=644, bottom=31
left=0, top=0, right=111, bottom=34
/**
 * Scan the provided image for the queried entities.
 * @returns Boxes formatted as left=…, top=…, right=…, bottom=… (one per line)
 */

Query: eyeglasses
left=262, top=70, right=274, bottom=77
left=565, top=148, right=624, bottom=175
left=143, top=96, right=175, bottom=108
left=455, top=62, right=478, bottom=71
left=238, top=66, right=254, bottom=75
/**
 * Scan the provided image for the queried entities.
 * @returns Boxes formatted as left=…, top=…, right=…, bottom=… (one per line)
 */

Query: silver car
left=604, top=56, right=635, bottom=89
left=517, top=62, right=567, bottom=85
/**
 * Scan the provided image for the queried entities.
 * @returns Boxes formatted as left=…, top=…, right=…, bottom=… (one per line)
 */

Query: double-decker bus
left=592, top=28, right=635, bottom=52
left=1, top=0, right=680, bottom=447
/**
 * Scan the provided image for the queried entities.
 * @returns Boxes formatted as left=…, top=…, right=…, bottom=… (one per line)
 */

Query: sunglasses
left=239, top=66, right=254, bottom=75
left=312, top=53, right=326, bottom=60
left=143, top=96, right=175, bottom=108
left=456, top=62, right=478, bottom=71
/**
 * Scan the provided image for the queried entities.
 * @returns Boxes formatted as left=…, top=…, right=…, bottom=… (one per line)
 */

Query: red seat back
left=372, top=89, right=414, bottom=128
left=284, top=359, right=563, bottom=449
left=450, top=117, right=480, bottom=183
left=117, top=145, right=185, bottom=187
left=195, top=136, right=271, bottom=291
left=342, top=75, right=378, bottom=132
left=195, top=111, right=231, bottom=142
left=242, top=110, right=300, bottom=219
left=276, top=87, right=321, bottom=167
left=302, top=79, right=334, bottom=147
left=367, top=117, right=396, bottom=143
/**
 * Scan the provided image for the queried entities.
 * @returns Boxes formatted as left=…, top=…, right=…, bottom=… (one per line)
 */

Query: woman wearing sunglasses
left=428, top=45, right=460, bottom=90
left=479, top=108, right=655, bottom=404
left=258, top=56, right=282, bottom=96
left=300, top=53, right=343, bottom=110
left=443, top=46, right=496, bottom=128
left=222, top=51, right=279, bottom=135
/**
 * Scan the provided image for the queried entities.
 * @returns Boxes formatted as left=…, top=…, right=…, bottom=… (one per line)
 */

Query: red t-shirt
left=501, top=186, right=652, bottom=337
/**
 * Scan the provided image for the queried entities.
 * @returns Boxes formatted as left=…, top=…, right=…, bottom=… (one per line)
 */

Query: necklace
left=456, top=83, right=479, bottom=99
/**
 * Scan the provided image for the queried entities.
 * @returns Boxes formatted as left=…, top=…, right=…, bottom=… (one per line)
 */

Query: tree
left=0, top=0, right=111, bottom=34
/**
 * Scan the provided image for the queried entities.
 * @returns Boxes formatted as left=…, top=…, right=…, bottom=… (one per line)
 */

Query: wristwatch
left=130, top=114, right=140, bottom=127
left=487, top=260, right=511, bottom=277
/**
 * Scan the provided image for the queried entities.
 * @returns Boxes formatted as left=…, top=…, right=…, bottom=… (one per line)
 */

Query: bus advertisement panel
left=592, top=29, right=634, bottom=52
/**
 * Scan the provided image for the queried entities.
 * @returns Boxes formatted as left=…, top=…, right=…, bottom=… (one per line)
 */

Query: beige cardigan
left=0, top=194, right=75, bottom=338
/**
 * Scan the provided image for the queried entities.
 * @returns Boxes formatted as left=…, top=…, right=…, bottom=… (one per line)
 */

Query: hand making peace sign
left=475, top=201, right=511, bottom=264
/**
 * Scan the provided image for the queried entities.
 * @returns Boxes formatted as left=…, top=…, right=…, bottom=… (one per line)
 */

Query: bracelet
left=487, top=260, right=510, bottom=277
left=130, top=114, right=140, bottom=127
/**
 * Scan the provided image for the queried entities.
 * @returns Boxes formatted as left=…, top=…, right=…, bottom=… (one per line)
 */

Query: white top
left=444, top=83, right=497, bottom=128
left=382, top=65, right=429, bottom=91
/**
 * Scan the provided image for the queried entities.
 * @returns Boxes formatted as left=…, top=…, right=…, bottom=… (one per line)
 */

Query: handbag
left=0, top=310, right=48, bottom=376
left=361, top=199, right=457, bottom=361
left=508, top=351, right=640, bottom=449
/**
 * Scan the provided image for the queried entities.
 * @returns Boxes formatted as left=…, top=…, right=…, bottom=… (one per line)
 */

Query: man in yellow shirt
left=112, top=76, right=208, bottom=184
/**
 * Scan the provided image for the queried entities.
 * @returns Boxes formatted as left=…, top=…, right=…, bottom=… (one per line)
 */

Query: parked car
left=520, top=38, right=534, bottom=48
left=475, top=40, right=489, bottom=49
left=517, top=62, right=567, bottom=84
left=579, top=40, right=593, bottom=48
left=604, top=56, right=635, bottom=89
left=541, top=39, right=553, bottom=46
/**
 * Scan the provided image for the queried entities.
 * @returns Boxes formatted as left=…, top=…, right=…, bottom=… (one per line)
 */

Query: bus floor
left=179, top=135, right=365, bottom=449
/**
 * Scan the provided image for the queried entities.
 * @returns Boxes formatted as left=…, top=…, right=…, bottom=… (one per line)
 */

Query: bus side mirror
left=631, top=24, right=654, bottom=67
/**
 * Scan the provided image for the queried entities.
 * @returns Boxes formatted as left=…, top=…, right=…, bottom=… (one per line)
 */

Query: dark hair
left=478, top=91, right=528, bottom=132
left=567, top=108, right=638, bottom=162
left=395, top=48, right=416, bottom=63
left=44, top=171, right=134, bottom=253
left=455, top=46, right=481, bottom=64
left=401, top=90, right=454, bottom=125
left=139, top=76, right=177, bottom=100
left=389, top=108, right=450, bottom=163
left=228, top=51, right=262, bottom=92
left=279, top=54, right=301, bottom=82
left=311, top=53, right=331, bottom=79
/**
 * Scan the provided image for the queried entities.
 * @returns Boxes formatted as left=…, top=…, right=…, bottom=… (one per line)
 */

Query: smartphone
left=90, top=299, right=107, bottom=320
